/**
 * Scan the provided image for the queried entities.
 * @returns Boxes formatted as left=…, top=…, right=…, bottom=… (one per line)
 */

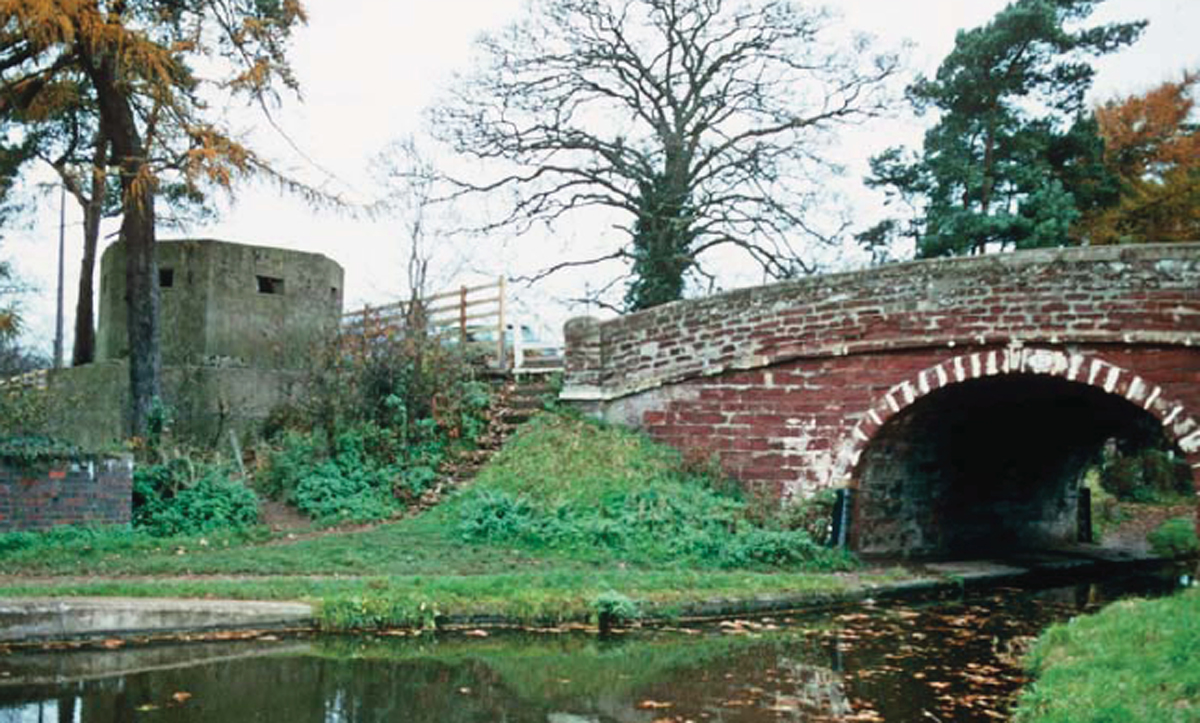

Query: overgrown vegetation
left=0, top=381, right=51, bottom=443
left=1080, top=437, right=1195, bottom=549
left=0, top=407, right=871, bottom=629
left=1096, top=445, right=1193, bottom=504
left=1013, top=587, right=1200, bottom=722
left=133, top=459, right=260, bottom=537
left=255, top=326, right=492, bottom=524
left=447, top=413, right=854, bottom=571
left=0, top=567, right=870, bottom=630
left=1146, top=518, right=1199, bottom=559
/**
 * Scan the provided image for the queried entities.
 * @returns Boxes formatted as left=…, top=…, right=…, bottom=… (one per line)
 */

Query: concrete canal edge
left=0, top=551, right=1182, bottom=642
left=0, top=598, right=315, bottom=642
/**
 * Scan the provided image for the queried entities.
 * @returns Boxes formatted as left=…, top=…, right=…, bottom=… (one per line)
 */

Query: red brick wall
left=562, top=244, right=1200, bottom=503
left=0, top=457, right=133, bottom=532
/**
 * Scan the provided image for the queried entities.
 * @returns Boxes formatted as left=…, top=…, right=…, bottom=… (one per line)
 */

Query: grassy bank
left=0, top=413, right=880, bottom=629
left=1013, top=586, right=1200, bottom=723
left=0, top=568, right=881, bottom=630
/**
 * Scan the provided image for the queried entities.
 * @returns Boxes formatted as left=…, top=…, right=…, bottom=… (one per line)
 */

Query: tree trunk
left=71, top=136, right=106, bottom=367
left=83, top=53, right=160, bottom=437
left=121, top=190, right=160, bottom=437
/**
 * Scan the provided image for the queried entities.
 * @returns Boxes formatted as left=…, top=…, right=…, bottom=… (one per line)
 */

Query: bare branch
left=429, top=0, right=902, bottom=310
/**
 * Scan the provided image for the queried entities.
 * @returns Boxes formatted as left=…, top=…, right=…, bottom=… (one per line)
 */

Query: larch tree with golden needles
left=0, top=0, right=306, bottom=435
left=1082, top=71, right=1200, bottom=244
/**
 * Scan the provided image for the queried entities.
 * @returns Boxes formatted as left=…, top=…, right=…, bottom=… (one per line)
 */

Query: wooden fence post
left=497, top=275, right=507, bottom=370
left=459, top=286, right=468, bottom=345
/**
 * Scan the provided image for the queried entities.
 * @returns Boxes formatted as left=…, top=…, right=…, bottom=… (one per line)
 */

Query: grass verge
left=0, top=411, right=878, bottom=630
left=1012, top=586, right=1200, bottom=723
left=0, top=568, right=884, bottom=631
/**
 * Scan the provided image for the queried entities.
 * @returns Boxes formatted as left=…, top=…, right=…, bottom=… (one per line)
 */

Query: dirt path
left=1101, top=502, right=1195, bottom=553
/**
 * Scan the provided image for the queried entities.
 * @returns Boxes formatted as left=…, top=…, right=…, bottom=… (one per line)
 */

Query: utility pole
left=53, top=182, right=65, bottom=369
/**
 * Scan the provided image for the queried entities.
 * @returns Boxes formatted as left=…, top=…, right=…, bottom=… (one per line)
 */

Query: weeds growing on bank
left=1013, top=587, right=1200, bottom=723
left=1146, top=517, right=1200, bottom=558
left=0, top=568, right=866, bottom=630
left=251, top=323, right=492, bottom=525
left=446, top=413, right=853, bottom=572
left=0, top=415, right=852, bottom=577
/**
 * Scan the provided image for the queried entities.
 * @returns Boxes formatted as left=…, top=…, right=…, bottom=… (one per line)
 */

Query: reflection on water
left=0, top=570, right=1186, bottom=723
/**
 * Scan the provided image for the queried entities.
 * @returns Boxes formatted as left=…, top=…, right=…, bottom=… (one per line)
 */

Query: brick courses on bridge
left=0, top=456, right=133, bottom=533
left=562, top=244, right=1200, bottom=554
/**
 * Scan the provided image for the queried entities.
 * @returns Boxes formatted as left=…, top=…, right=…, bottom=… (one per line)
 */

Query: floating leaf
left=637, top=700, right=673, bottom=709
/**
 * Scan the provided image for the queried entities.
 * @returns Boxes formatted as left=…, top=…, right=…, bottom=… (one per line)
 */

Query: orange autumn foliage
left=1082, top=72, right=1200, bottom=244
left=0, top=0, right=308, bottom=196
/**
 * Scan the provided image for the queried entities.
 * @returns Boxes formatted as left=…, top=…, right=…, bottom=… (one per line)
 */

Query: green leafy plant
left=0, top=434, right=80, bottom=469
left=0, top=385, right=52, bottom=440
left=1099, top=446, right=1192, bottom=503
left=254, top=325, right=494, bottom=524
left=593, top=590, right=640, bottom=632
left=1146, top=517, right=1199, bottom=559
left=134, top=459, right=260, bottom=537
left=456, top=489, right=536, bottom=542
left=451, top=413, right=856, bottom=572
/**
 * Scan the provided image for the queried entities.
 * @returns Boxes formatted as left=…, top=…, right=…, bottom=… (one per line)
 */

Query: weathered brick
left=0, top=455, right=133, bottom=533
left=562, top=245, right=1200, bottom=519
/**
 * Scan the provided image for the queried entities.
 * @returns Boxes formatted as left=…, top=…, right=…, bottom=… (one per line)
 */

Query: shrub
left=1099, top=446, right=1193, bottom=503
left=134, top=460, right=260, bottom=537
left=718, top=528, right=827, bottom=568
left=456, top=489, right=536, bottom=542
left=255, top=429, right=318, bottom=503
left=254, top=326, right=494, bottom=524
left=0, top=385, right=51, bottom=438
left=1146, top=517, right=1199, bottom=559
left=593, top=590, right=640, bottom=631
left=772, top=488, right=839, bottom=545
left=294, top=460, right=400, bottom=524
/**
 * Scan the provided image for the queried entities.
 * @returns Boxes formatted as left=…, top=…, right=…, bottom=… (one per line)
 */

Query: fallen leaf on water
left=136, top=704, right=158, bottom=712
left=844, top=710, right=885, bottom=722
left=464, top=629, right=489, bottom=638
left=101, top=639, right=124, bottom=650
left=637, top=700, right=673, bottom=709
left=171, top=692, right=192, bottom=704
left=767, top=703, right=800, bottom=713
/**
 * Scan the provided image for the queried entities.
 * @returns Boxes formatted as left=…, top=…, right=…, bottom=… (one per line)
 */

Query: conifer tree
left=864, top=0, right=1143, bottom=258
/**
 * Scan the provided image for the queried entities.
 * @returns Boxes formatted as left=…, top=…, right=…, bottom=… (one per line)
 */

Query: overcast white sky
left=4, top=0, right=1199, bottom=356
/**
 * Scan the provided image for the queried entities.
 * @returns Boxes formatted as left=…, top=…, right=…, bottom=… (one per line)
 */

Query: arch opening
left=851, top=373, right=1193, bottom=559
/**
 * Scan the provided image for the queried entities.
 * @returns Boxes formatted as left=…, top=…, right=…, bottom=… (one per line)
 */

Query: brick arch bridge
left=561, top=244, right=1200, bottom=557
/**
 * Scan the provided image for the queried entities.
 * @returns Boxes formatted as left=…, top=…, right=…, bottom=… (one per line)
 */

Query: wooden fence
left=341, top=277, right=561, bottom=373
left=0, top=368, right=49, bottom=392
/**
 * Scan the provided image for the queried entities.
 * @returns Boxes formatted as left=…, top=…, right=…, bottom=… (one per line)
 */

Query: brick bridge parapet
left=561, top=243, right=1200, bottom=503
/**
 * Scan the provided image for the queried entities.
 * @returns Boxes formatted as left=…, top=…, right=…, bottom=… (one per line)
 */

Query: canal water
left=0, top=568, right=1188, bottom=723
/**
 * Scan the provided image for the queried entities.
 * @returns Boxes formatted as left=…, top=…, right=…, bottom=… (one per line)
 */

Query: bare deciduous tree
left=431, top=0, right=900, bottom=310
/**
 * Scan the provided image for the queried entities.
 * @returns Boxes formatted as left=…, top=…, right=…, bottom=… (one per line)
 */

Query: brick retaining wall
left=0, top=456, right=133, bottom=532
